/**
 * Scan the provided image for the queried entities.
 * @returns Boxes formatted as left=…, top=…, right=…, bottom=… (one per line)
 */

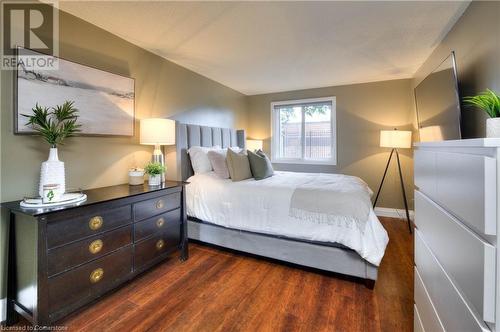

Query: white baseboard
left=0, top=297, right=5, bottom=323
left=375, top=207, right=414, bottom=220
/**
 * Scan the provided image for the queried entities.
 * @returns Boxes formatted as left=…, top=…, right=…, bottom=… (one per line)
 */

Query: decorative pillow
left=228, top=146, right=242, bottom=154
left=216, top=146, right=242, bottom=156
left=248, top=150, right=274, bottom=180
left=226, top=148, right=252, bottom=182
left=188, top=146, right=221, bottom=174
left=207, top=150, right=230, bottom=179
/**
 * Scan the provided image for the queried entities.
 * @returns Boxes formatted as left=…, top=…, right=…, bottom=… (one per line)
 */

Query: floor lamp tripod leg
left=373, top=148, right=394, bottom=208
left=396, top=149, right=412, bottom=233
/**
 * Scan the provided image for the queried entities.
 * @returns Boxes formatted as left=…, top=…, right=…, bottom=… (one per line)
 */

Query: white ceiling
left=60, top=1, right=470, bottom=95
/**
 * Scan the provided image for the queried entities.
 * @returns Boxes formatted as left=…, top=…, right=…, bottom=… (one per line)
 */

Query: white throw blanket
left=289, top=173, right=372, bottom=231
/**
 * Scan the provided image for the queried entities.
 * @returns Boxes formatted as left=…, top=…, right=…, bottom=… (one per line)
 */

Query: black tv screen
left=415, top=52, right=461, bottom=142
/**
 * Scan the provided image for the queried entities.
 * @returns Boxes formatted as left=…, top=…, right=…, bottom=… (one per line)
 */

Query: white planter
left=486, top=118, right=500, bottom=138
left=39, top=148, right=65, bottom=197
left=148, top=174, right=161, bottom=186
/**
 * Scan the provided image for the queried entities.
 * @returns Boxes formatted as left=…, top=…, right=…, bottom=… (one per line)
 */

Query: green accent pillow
left=226, top=148, right=253, bottom=182
left=248, top=150, right=274, bottom=180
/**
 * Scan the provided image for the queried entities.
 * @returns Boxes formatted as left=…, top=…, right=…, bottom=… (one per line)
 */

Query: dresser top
left=1, top=181, right=185, bottom=217
left=414, top=138, right=500, bottom=148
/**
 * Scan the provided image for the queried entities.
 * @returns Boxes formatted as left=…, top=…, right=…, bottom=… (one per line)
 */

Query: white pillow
left=215, top=146, right=242, bottom=157
left=228, top=146, right=242, bottom=154
left=188, top=146, right=221, bottom=174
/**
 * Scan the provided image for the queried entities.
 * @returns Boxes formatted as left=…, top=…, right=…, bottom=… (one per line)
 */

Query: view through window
left=272, top=97, right=336, bottom=164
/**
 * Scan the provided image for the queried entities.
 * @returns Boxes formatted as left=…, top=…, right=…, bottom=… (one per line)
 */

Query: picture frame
left=14, top=47, right=136, bottom=137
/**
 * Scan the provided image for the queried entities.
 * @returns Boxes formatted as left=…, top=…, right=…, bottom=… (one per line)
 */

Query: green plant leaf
left=144, top=162, right=165, bottom=175
left=23, top=101, right=81, bottom=147
left=463, top=89, right=500, bottom=118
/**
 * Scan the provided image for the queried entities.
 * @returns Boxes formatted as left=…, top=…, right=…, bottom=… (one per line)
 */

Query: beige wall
left=413, top=1, right=500, bottom=138
left=1, top=11, right=247, bottom=202
left=247, top=79, right=415, bottom=210
left=1, top=0, right=498, bottom=314
left=0, top=10, right=247, bottom=304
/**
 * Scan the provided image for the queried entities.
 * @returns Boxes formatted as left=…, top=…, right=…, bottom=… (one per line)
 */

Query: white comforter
left=186, top=171, right=389, bottom=266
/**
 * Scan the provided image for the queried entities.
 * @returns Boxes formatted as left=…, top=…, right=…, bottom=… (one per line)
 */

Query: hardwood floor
left=19, top=217, right=414, bottom=331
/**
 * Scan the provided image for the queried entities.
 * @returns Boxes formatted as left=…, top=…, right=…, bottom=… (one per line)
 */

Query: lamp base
left=152, top=144, right=165, bottom=183
left=373, top=148, right=412, bottom=233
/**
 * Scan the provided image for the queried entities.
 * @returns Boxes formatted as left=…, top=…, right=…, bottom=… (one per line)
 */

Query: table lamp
left=246, top=139, right=263, bottom=152
left=140, top=118, right=176, bottom=183
left=373, top=128, right=412, bottom=233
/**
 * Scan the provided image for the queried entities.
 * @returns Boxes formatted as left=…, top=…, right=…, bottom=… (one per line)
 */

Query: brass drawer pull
left=156, top=217, right=165, bottom=228
left=155, top=199, right=164, bottom=209
left=89, top=239, right=103, bottom=254
left=89, top=216, right=103, bottom=231
left=90, top=268, right=104, bottom=283
left=156, top=239, right=165, bottom=250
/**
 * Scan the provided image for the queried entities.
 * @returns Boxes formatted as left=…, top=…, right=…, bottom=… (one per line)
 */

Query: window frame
left=270, top=96, right=337, bottom=165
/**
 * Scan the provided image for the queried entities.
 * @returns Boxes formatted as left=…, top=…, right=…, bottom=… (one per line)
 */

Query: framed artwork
left=14, top=47, right=135, bottom=136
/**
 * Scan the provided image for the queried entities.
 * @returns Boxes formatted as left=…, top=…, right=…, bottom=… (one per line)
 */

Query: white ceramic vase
left=148, top=174, right=161, bottom=186
left=486, top=118, right=500, bottom=138
left=39, top=148, right=66, bottom=197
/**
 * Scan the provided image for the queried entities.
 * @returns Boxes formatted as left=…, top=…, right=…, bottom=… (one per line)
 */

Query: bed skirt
left=187, top=217, right=378, bottom=285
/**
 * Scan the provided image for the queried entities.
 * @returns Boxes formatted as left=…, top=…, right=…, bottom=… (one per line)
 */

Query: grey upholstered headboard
left=176, top=122, right=246, bottom=181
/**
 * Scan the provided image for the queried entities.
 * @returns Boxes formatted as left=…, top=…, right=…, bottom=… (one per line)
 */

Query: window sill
left=271, top=159, right=337, bottom=166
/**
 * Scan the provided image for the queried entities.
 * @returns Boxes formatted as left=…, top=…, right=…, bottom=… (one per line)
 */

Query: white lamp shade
left=247, top=139, right=263, bottom=151
left=380, top=130, right=412, bottom=149
left=140, top=118, right=176, bottom=145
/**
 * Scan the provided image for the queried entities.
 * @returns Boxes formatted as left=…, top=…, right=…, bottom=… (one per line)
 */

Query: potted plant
left=23, top=101, right=81, bottom=198
left=463, top=89, right=500, bottom=138
left=144, top=162, right=165, bottom=186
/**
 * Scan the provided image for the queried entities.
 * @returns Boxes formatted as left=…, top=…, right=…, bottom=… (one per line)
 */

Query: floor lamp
left=373, top=129, right=412, bottom=233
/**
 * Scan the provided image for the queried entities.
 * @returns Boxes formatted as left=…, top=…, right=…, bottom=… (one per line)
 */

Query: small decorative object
left=42, top=184, right=61, bottom=203
left=140, top=118, right=176, bottom=183
left=374, top=129, right=413, bottom=234
left=20, top=192, right=87, bottom=208
left=22, top=100, right=81, bottom=197
left=129, top=168, right=145, bottom=186
left=144, top=162, right=165, bottom=186
left=246, top=139, right=263, bottom=152
left=463, top=89, right=500, bottom=138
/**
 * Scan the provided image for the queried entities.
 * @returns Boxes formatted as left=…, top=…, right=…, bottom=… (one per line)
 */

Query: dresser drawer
left=48, top=246, right=133, bottom=316
left=47, top=205, right=132, bottom=248
left=414, top=267, right=444, bottom=332
left=415, top=190, right=496, bottom=323
left=134, top=224, right=181, bottom=269
left=415, top=150, right=496, bottom=236
left=414, top=150, right=437, bottom=198
left=134, top=192, right=181, bottom=221
left=135, top=208, right=181, bottom=241
left=415, top=230, right=490, bottom=332
left=47, top=225, right=132, bottom=276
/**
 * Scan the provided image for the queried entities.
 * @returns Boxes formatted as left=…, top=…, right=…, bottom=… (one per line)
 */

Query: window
left=271, top=97, right=336, bottom=165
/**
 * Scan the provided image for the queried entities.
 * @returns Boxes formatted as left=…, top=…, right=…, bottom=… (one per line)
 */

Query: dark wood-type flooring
left=17, top=217, right=413, bottom=331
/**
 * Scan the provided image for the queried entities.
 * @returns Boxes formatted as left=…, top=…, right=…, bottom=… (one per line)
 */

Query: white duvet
left=186, top=171, right=389, bottom=266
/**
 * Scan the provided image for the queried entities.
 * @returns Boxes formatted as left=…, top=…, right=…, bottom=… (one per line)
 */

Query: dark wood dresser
left=1, top=181, right=188, bottom=326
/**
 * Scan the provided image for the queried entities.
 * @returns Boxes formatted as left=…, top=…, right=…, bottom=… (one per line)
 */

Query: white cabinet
left=414, top=139, right=500, bottom=331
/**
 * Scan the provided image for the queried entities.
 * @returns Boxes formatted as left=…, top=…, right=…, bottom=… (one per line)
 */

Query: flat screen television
left=415, top=52, right=461, bottom=142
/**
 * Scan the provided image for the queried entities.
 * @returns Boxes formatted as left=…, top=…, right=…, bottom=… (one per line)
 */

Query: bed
left=175, top=123, right=389, bottom=287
